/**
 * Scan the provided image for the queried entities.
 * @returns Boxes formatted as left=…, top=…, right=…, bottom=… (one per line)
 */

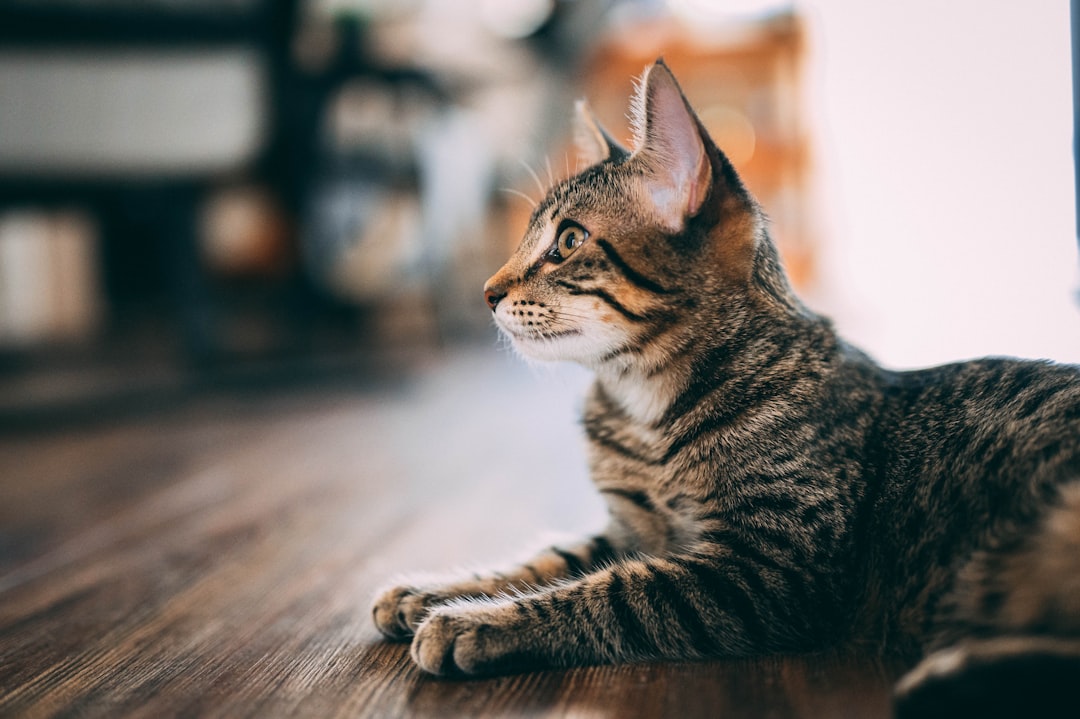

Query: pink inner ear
left=635, top=63, right=711, bottom=228
left=685, top=149, right=709, bottom=217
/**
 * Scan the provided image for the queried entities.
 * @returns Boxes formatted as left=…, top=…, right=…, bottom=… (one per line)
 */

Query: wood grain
left=0, top=348, right=903, bottom=718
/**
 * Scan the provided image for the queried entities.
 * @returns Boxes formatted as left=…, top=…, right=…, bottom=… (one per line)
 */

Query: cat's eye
left=552, top=223, right=589, bottom=262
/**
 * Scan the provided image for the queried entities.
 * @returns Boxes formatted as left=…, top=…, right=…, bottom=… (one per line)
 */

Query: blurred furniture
left=0, top=0, right=307, bottom=362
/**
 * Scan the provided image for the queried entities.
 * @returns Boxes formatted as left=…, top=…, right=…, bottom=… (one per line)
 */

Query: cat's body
left=373, top=61, right=1080, bottom=712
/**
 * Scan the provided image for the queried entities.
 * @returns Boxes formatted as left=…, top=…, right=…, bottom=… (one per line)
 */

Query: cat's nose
left=484, top=287, right=506, bottom=310
left=484, top=270, right=512, bottom=310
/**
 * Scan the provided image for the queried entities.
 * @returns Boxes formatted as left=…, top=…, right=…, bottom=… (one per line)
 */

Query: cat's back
left=866, top=357, right=1080, bottom=517
left=881, top=356, right=1080, bottom=477
left=872, top=356, right=1076, bottom=518
left=850, top=356, right=1080, bottom=650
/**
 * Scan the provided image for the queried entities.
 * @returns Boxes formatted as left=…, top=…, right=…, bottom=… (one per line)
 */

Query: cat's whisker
left=518, top=158, right=547, bottom=198
left=499, top=187, right=538, bottom=209
left=545, top=155, right=555, bottom=188
left=551, top=311, right=595, bottom=322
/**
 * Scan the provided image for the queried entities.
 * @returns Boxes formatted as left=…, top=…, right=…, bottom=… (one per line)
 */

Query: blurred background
left=0, top=0, right=1076, bottom=426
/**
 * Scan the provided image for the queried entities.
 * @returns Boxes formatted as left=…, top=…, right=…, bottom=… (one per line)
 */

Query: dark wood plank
left=0, top=348, right=901, bottom=718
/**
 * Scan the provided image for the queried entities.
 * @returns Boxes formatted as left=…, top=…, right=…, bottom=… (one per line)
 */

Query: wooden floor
left=0, top=346, right=903, bottom=718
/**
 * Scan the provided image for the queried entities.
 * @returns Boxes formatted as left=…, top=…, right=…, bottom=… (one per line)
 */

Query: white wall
left=800, top=1, right=1080, bottom=368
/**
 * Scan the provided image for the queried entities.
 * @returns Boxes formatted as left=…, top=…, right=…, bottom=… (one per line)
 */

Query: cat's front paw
left=411, top=605, right=541, bottom=677
left=371, top=585, right=440, bottom=640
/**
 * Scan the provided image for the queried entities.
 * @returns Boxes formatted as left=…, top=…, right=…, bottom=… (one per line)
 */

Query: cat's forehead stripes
left=517, top=181, right=580, bottom=266
left=520, top=217, right=556, bottom=269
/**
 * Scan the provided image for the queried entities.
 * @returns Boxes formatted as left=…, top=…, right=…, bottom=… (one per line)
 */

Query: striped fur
left=372, top=61, right=1080, bottom=708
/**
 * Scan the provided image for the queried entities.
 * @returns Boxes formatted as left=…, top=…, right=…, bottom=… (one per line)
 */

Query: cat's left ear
left=574, top=99, right=627, bottom=167
left=631, top=60, right=712, bottom=232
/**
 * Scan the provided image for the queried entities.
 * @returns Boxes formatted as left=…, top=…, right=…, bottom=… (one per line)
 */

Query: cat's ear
left=574, top=99, right=627, bottom=167
left=630, top=60, right=712, bottom=232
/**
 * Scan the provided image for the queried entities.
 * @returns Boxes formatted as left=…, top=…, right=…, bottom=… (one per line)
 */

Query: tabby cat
left=373, top=61, right=1080, bottom=714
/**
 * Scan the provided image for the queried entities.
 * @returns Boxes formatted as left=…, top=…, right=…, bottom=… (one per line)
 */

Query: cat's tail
left=894, top=479, right=1080, bottom=718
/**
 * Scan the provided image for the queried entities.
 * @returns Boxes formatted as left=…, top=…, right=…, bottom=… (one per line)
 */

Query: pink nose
left=484, top=288, right=506, bottom=310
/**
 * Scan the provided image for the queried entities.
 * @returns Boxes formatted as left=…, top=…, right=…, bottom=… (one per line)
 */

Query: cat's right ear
left=630, top=61, right=713, bottom=233
left=574, top=100, right=627, bottom=167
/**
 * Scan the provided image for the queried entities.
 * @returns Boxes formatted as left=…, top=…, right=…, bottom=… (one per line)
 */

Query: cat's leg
left=893, top=636, right=1080, bottom=719
left=409, top=551, right=821, bottom=676
left=895, top=481, right=1080, bottom=717
left=371, top=533, right=619, bottom=640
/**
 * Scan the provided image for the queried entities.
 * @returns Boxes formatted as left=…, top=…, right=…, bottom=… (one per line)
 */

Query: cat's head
left=484, top=60, right=772, bottom=369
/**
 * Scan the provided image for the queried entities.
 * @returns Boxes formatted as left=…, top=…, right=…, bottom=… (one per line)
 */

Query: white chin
left=510, top=334, right=576, bottom=363
left=507, top=330, right=619, bottom=366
